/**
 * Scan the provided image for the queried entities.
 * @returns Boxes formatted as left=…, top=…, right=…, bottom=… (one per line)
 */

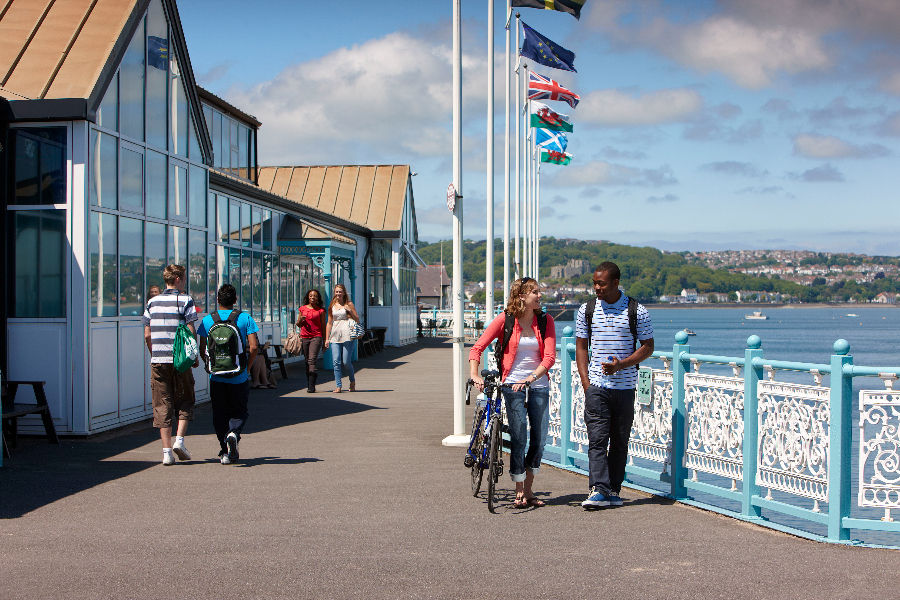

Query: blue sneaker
left=608, top=493, right=624, bottom=507
left=581, top=487, right=611, bottom=510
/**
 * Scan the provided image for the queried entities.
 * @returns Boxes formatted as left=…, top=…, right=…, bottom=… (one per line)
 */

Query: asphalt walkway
left=1, top=339, right=896, bottom=599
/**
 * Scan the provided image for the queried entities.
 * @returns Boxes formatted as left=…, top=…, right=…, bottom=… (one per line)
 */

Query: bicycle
left=464, top=369, right=529, bottom=512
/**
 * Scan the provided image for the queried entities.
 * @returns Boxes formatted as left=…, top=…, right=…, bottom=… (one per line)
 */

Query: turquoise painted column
left=671, top=330, right=690, bottom=499
left=828, top=339, right=853, bottom=542
left=742, top=335, right=763, bottom=518
left=558, top=326, right=575, bottom=468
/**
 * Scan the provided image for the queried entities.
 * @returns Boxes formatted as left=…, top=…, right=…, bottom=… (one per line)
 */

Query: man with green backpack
left=143, top=264, right=199, bottom=466
left=197, top=283, right=260, bottom=464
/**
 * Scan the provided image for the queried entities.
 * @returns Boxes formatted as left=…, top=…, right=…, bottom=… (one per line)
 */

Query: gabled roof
left=416, top=265, right=451, bottom=297
left=257, top=165, right=411, bottom=235
left=278, top=214, right=355, bottom=246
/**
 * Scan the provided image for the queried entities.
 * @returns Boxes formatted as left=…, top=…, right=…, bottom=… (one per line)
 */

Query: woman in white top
left=324, top=284, right=359, bottom=393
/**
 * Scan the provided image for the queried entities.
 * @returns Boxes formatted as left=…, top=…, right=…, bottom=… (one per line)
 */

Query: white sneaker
left=172, top=439, right=191, bottom=461
left=162, top=450, right=175, bottom=465
left=220, top=453, right=232, bottom=465
left=225, top=432, right=239, bottom=461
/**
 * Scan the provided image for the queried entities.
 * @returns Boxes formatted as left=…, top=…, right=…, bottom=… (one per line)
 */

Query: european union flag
left=520, top=22, right=576, bottom=73
left=148, top=35, right=168, bottom=71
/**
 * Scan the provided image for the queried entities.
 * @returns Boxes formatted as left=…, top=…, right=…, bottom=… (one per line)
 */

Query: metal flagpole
left=503, top=1, right=511, bottom=305
left=513, top=13, right=521, bottom=281
left=485, top=0, right=494, bottom=322
left=522, top=63, right=529, bottom=277
left=444, top=0, right=467, bottom=446
left=536, top=160, right=541, bottom=278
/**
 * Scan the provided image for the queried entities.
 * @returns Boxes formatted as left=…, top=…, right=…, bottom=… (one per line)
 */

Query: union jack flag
left=528, top=71, right=579, bottom=109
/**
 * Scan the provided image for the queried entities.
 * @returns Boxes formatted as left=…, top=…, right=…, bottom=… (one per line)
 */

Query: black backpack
left=494, top=310, right=548, bottom=370
left=584, top=296, right=639, bottom=350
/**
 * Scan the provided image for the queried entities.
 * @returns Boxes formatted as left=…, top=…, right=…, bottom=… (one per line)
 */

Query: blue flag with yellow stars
left=520, top=22, right=576, bottom=72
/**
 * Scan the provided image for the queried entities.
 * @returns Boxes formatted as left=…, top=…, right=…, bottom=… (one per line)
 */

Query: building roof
left=198, top=86, right=261, bottom=129
left=416, top=265, right=450, bottom=297
left=278, top=215, right=355, bottom=246
left=257, top=165, right=411, bottom=234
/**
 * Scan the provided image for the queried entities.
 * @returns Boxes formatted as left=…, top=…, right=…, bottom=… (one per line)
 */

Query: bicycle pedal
left=463, top=455, right=474, bottom=468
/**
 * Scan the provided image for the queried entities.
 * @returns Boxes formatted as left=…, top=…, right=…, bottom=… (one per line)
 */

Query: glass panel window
left=252, top=253, right=263, bottom=320
left=262, top=210, right=272, bottom=250
left=189, top=113, right=202, bottom=160
left=97, top=71, right=118, bottom=131
left=90, top=211, right=117, bottom=316
left=216, top=244, right=227, bottom=288
left=229, top=247, right=242, bottom=304
left=120, top=146, right=143, bottom=213
left=207, top=242, right=217, bottom=312
left=238, top=124, right=249, bottom=179
left=90, top=130, right=117, bottom=209
left=240, top=203, right=251, bottom=247
left=189, top=229, right=206, bottom=314
left=145, top=221, right=166, bottom=290
left=213, top=111, right=222, bottom=168
left=202, top=105, right=213, bottom=136
left=12, top=128, right=66, bottom=206
left=168, top=225, right=187, bottom=267
left=146, top=1, right=168, bottom=149
left=12, top=210, right=65, bottom=317
left=264, top=254, right=275, bottom=321
left=217, top=195, right=228, bottom=243
left=170, top=50, right=188, bottom=157
left=119, top=217, right=143, bottom=316
left=145, top=149, right=167, bottom=219
left=120, top=16, right=145, bottom=141
left=249, top=131, right=256, bottom=181
left=189, top=165, right=206, bottom=226
left=241, top=250, right=251, bottom=313
left=229, top=119, right=239, bottom=172
left=229, top=199, right=240, bottom=244
left=168, top=162, right=187, bottom=221
left=252, top=206, right=262, bottom=247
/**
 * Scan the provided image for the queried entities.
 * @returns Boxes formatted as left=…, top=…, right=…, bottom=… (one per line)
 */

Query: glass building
left=0, top=0, right=422, bottom=435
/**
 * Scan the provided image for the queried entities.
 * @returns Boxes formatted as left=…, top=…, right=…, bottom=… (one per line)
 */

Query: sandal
left=526, top=497, right=546, bottom=507
left=514, top=496, right=528, bottom=509
left=332, top=388, right=342, bottom=393
left=349, top=382, right=356, bottom=392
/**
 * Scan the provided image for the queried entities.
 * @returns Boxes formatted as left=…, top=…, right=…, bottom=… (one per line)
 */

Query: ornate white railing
left=630, top=369, right=673, bottom=468
left=685, top=372, right=744, bottom=488
left=859, top=388, right=900, bottom=520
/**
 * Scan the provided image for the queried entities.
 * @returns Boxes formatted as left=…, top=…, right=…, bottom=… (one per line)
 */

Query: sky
left=178, top=0, right=900, bottom=255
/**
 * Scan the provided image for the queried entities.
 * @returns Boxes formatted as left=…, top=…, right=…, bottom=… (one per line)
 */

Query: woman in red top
left=469, top=277, right=556, bottom=508
left=296, top=289, right=327, bottom=393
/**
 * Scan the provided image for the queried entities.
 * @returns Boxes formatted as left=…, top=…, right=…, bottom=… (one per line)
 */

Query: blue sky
left=179, top=1, right=900, bottom=254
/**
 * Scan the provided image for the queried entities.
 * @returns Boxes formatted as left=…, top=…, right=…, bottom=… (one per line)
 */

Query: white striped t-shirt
left=142, top=289, right=198, bottom=364
left=574, top=293, right=653, bottom=390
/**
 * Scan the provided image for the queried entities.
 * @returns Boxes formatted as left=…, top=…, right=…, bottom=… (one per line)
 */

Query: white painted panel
left=90, top=323, right=119, bottom=420
left=7, top=322, right=69, bottom=427
left=118, top=323, right=145, bottom=413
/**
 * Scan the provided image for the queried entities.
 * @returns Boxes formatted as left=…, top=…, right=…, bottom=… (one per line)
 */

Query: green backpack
left=173, top=322, right=198, bottom=373
left=205, top=310, right=246, bottom=377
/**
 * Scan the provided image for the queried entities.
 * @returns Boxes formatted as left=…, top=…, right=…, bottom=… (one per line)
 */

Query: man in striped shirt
left=575, top=262, right=654, bottom=509
left=143, top=264, right=198, bottom=465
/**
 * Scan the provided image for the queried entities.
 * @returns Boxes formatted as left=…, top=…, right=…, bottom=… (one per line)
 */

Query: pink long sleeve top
left=468, top=312, right=556, bottom=381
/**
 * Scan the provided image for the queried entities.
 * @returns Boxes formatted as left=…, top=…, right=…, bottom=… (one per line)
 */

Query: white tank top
left=505, top=335, right=548, bottom=388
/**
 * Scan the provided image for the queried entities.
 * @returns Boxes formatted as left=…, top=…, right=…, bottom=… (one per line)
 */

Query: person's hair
left=595, top=261, right=621, bottom=281
left=328, top=284, right=349, bottom=312
left=217, top=283, right=237, bottom=308
left=163, top=264, right=186, bottom=285
left=504, top=277, right=539, bottom=318
left=304, top=288, right=323, bottom=309
left=146, top=285, right=162, bottom=302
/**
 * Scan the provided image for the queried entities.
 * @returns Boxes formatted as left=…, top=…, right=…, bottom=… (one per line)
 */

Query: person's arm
left=346, top=302, right=360, bottom=322
left=296, top=306, right=306, bottom=328
left=324, top=310, right=333, bottom=348
left=144, top=325, right=153, bottom=353
left=602, top=338, right=655, bottom=375
left=467, top=315, right=504, bottom=390
left=575, top=336, right=591, bottom=390
left=247, top=332, right=260, bottom=368
left=199, top=335, right=209, bottom=372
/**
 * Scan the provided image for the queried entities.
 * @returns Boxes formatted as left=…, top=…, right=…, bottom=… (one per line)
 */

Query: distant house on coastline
left=873, top=292, right=897, bottom=304
left=416, top=265, right=451, bottom=309
left=549, top=258, right=591, bottom=280
left=680, top=288, right=700, bottom=303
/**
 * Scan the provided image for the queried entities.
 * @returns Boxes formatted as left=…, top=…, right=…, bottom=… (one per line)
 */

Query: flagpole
left=444, top=0, right=466, bottom=446
left=525, top=95, right=532, bottom=277
left=485, top=0, right=495, bottom=323
left=522, top=62, right=529, bottom=278
left=513, top=14, right=521, bottom=280
left=536, top=159, right=541, bottom=279
left=502, top=0, right=511, bottom=306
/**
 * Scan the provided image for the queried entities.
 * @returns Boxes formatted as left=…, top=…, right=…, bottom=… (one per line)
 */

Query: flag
left=541, top=150, right=573, bottom=165
left=148, top=35, right=168, bottom=70
left=530, top=101, right=573, bottom=132
left=528, top=71, right=580, bottom=108
left=520, top=22, right=576, bottom=72
left=535, top=128, right=568, bottom=153
left=512, top=0, right=585, bottom=20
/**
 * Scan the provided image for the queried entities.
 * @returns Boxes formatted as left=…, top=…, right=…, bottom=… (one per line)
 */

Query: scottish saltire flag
left=541, top=150, right=573, bottom=165
left=535, top=128, right=568, bottom=153
left=528, top=71, right=580, bottom=108
left=521, top=22, right=576, bottom=72
left=148, top=35, right=168, bottom=70
left=512, top=0, right=585, bottom=20
left=530, top=101, right=573, bottom=132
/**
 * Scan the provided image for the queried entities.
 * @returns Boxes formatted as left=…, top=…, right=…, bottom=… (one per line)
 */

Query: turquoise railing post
left=559, top=326, right=575, bottom=469
left=828, top=339, right=853, bottom=542
left=671, top=330, right=690, bottom=499
left=742, top=335, right=763, bottom=518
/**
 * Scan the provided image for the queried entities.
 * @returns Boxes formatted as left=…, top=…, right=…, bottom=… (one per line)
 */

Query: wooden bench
left=268, top=344, right=288, bottom=379
left=2, top=380, right=59, bottom=457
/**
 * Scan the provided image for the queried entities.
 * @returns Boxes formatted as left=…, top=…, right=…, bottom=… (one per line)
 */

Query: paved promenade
left=1, top=339, right=896, bottom=599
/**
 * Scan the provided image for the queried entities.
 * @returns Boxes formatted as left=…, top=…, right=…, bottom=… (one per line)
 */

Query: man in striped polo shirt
left=575, top=262, right=654, bottom=509
left=143, top=264, right=198, bottom=465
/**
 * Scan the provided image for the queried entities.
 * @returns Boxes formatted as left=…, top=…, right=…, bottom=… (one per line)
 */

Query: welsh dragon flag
left=541, top=150, right=572, bottom=165
left=530, top=101, right=573, bottom=132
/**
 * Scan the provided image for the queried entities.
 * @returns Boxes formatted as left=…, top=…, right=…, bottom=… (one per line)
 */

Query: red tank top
left=299, top=306, right=325, bottom=338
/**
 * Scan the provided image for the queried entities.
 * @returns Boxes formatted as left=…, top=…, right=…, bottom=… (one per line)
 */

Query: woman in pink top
left=469, top=277, right=556, bottom=508
left=296, top=289, right=327, bottom=393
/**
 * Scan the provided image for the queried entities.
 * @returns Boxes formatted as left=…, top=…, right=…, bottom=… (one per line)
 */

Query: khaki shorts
left=151, top=363, right=196, bottom=428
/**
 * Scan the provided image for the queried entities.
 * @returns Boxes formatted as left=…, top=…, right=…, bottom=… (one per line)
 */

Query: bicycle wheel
left=469, top=406, right=486, bottom=496
left=486, top=415, right=502, bottom=512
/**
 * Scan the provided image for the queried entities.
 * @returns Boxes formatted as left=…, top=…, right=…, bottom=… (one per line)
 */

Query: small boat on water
left=846, top=313, right=858, bottom=317
left=682, top=328, right=697, bottom=336
left=745, top=311, right=768, bottom=320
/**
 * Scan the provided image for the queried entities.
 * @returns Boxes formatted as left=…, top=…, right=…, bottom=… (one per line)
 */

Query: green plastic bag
left=173, top=322, right=198, bottom=373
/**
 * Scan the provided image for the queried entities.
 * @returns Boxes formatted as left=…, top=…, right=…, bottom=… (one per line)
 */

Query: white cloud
left=793, top=134, right=890, bottom=159
left=579, top=88, right=702, bottom=126
left=548, top=160, right=676, bottom=187
left=882, top=72, right=900, bottom=96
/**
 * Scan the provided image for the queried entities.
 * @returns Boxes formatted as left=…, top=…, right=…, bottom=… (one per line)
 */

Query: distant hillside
left=416, top=238, right=900, bottom=303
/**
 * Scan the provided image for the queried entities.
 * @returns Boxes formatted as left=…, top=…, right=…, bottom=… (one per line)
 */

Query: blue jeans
left=501, top=386, right=550, bottom=482
left=331, top=340, right=356, bottom=388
